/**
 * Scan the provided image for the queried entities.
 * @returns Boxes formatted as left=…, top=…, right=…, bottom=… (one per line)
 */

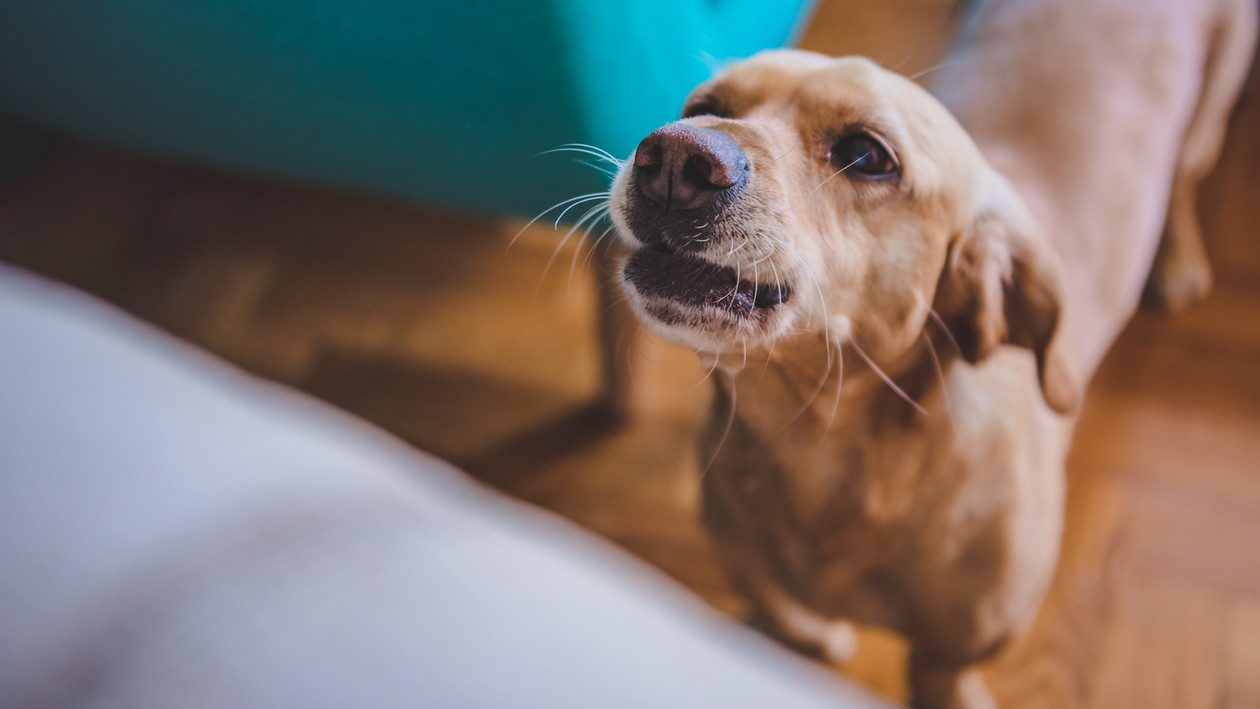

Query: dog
left=604, top=0, right=1256, bottom=706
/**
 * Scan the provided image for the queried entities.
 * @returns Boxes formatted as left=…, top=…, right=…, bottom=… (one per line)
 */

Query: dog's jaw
left=613, top=249, right=797, bottom=355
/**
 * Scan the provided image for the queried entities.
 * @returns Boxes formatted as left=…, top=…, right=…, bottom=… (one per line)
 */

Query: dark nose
left=633, top=123, right=748, bottom=212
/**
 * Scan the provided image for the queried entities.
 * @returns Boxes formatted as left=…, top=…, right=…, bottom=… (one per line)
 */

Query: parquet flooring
left=2, top=1, right=1258, bottom=705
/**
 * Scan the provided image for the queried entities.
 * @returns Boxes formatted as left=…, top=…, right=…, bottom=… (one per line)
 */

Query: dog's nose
left=633, top=123, right=748, bottom=212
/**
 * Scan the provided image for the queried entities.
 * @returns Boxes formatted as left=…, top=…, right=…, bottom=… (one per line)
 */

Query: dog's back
left=934, top=0, right=1256, bottom=379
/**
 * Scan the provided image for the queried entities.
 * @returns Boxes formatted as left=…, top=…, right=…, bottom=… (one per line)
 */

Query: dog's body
left=607, top=1, right=1255, bottom=706
left=939, top=0, right=1257, bottom=367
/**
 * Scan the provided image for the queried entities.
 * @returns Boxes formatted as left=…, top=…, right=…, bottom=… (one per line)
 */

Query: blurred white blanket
left=0, top=264, right=887, bottom=709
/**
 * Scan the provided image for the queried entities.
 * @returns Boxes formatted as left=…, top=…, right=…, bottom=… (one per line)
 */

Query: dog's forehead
left=713, top=52, right=925, bottom=115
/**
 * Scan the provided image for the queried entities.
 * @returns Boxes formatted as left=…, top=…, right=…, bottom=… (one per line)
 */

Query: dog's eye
left=682, top=99, right=726, bottom=119
left=829, top=133, right=899, bottom=180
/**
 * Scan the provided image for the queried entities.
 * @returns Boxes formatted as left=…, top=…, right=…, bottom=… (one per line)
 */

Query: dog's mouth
left=622, top=243, right=791, bottom=321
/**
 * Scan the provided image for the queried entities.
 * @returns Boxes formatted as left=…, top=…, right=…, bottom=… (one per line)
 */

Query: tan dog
left=605, top=0, right=1256, bottom=706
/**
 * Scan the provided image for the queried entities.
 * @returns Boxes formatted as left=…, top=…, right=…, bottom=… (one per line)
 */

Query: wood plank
left=1223, top=597, right=1260, bottom=709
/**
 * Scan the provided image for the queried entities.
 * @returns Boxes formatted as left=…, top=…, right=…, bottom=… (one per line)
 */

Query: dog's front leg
left=908, top=648, right=995, bottom=709
left=717, top=547, right=859, bottom=664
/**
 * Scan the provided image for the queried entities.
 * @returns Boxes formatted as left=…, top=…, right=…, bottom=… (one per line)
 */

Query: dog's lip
left=623, top=244, right=791, bottom=319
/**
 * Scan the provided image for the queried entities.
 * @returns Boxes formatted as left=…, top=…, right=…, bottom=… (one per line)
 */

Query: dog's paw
left=1145, top=231, right=1214, bottom=312
left=911, top=668, right=996, bottom=709
left=817, top=620, right=859, bottom=664
left=952, top=672, right=998, bottom=709
left=746, top=610, right=859, bottom=664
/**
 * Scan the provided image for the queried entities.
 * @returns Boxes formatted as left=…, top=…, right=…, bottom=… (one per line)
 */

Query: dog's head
left=610, top=50, right=1075, bottom=412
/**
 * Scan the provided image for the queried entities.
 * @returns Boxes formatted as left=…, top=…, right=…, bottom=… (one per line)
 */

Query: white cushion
left=0, top=264, right=887, bottom=709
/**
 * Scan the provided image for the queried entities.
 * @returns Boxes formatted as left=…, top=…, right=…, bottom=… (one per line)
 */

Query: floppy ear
left=932, top=173, right=1079, bottom=414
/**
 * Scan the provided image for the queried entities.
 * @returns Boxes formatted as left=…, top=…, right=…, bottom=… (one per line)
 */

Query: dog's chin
left=617, top=245, right=794, bottom=355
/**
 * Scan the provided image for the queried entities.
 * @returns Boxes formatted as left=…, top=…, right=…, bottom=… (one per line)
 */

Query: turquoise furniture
left=0, top=1, right=814, bottom=217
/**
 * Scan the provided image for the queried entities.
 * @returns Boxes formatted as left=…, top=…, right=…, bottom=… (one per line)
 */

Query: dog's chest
left=707, top=428, right=933, bottom=582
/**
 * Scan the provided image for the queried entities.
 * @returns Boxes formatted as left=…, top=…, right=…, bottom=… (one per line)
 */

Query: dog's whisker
left=596, top=289, right=635, bottom=319
left=763, top=333, right=779, bottom=378
left=701, top=350, right=723, bottom=387
left=769, top=138, right=801, bottom=164
left=538, top=203, right=607, bottom=293
left=785, top=249, right=833, bottom=374
left=928, top=308, right=963, bottom=354
left=747, top=250, right=776, bottom=268
left=801, top=339, right=835, bottom=415
left=567, top=208, right=611, bottom=289
left=698, top=368, right=738, bottom=482
left=762, top=331, right=836, bottom=437
left=510, top=191, right=610, bottom=250
left=922, top=330, right=955, bottom=425
left=552, top=207, right=605, bottom=287
left=553, top=194, right=609, bottom=229
left=582, top=224, right=619, bottom=269
left=576, top=159, right=619, bottom=179
left=906, top=59, right=964, bottom=83
left=569, top=204, right=610, bottom=253
left=808, top=152, right=871, bottom=198
left=789, top=252, right=832, bottom=376
left=693, top=50, right=726, bottom=78
left=684, top=345, right=717, bottom=391
left=822, top=340, right=847, bottom=439
left=538, top=143, right=626, bottom=166
left=584, top=144, right=626, bottom=164
left=886, top=51, right=917, bottom=75
left=850, top=340, right=929, bottom=416
left=544, top=142, right=621, bottom=158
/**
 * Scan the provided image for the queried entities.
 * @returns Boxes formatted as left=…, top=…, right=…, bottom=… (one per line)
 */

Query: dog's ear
left=932, top=172, right=1079, bottom=414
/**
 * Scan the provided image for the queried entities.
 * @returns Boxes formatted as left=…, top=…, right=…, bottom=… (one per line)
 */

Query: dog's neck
left=708, top=327, right=958, bottom=442
left=701, top=328, right=963, bottom=529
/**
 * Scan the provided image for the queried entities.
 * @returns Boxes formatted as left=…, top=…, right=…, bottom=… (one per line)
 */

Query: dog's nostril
left=634, top=141, right=664, bottom=170
left=682, top=155, right=717, bottom=190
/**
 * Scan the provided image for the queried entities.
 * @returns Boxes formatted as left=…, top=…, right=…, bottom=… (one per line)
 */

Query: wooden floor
left=2, top=2, right=1258, bottom=706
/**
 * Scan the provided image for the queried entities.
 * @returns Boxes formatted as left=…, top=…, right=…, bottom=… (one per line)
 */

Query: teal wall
left=0, top=1, right=814, bottom=216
